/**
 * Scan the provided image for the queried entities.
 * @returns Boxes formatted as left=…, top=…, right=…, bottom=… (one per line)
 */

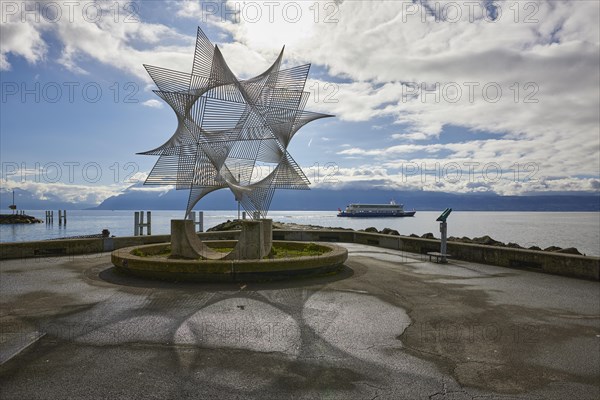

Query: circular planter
left=111, top=240, right=348, bottom=282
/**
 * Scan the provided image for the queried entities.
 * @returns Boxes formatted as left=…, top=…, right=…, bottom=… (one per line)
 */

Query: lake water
left=1, top=210, right=599, bottom=256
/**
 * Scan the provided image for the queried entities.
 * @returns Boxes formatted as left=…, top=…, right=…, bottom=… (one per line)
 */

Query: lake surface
left=1, top=210, right=599, bottom=256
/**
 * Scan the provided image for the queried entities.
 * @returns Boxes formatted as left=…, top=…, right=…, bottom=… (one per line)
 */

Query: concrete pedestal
left=171, top=219, right=224, bottom=260
left=226, top=219, right=273, bottom=260
left=228, top=220, right=263, bottom=260
left=171, top=218, right=273, bottom=260
left=260, top=219, right=273, bottom=257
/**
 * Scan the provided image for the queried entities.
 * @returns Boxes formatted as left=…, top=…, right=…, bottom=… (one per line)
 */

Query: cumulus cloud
left=142, top=99, right=163, bottom=108
left=0, top=169, right=172, bottom=205
left=0, top=178, right=121, bottom=205
left=208, top=0, right=599, bottom=192
left=0, top=5, right=48, bottom=70
left=0, top=0, right=195, bottom=80
left=307, top=163, right=599, bottom=195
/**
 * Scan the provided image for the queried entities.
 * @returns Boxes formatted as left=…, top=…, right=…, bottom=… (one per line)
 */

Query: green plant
left=305, top=243, right=322, bottom=252
left=131, top=249, right=145, bottom=257
left=209, top=247, right=234, bottom=253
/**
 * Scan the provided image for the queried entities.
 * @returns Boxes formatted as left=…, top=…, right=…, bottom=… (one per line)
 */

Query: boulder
left=0, top=214, right=43, bottom=224
left=208, top=220, right=242, bottom=232
left=544, top=246, right=563, bottom=252
left=472, top=235, right=503, bottom=246
left=365, top=227, right=379, bottom=233
left=448, top=236, right=470, bottom=242
left=555, top=247, right=582, bottom=255
left=421, top=232, right=435, bottom=239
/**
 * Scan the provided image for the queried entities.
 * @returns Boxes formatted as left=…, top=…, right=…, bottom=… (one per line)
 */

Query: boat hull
left=337, top=211, right=416, bottom=218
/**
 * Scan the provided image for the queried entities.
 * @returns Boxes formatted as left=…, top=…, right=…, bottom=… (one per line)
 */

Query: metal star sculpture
left=139, top=27, right=332, bottom=218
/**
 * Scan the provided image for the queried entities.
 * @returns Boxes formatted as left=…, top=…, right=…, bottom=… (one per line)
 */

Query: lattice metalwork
left=140, top=27, right=332, bottom=218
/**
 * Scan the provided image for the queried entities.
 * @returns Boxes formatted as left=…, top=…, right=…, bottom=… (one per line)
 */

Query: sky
left=1, top=0, right=599, bottom=206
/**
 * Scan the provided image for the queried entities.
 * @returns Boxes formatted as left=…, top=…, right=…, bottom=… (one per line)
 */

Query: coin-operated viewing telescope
left=436, top=208, right=452, bottom=263
left=436, top=207, right=452, bottom=223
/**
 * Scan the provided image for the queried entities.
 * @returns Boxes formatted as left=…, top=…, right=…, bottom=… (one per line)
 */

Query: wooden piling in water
left=189, top=211, right=204, bottom=232
left=134, top=211, right=151, bottom=236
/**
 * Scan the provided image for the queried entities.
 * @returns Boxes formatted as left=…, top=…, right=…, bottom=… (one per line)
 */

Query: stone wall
left=1, top=229, right=598, bottom=281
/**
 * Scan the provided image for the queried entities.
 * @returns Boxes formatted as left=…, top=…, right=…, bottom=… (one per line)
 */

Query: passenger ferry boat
left=337, top=200, right=416, bottom=218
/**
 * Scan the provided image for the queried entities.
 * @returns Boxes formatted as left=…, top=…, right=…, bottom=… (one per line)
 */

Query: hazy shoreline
left=1, top=210, right=598, bottom=256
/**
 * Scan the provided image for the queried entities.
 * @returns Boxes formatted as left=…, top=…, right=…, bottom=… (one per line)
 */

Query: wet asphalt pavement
left=0, top=244, right=598, bottom=399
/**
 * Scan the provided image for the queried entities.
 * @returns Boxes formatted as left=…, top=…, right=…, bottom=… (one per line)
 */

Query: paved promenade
left=1, top=244, right=598, bottom=399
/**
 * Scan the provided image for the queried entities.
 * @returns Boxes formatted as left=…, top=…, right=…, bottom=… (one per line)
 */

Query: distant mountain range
left=2, top=186, right=598, bottom=212
left=0, top=188, right=96, bottom=211
left=95, top=187, right=599, bottom=211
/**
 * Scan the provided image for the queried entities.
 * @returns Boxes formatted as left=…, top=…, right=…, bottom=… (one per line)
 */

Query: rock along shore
left=0, top=214, right=43, bottom=224
left=209, top=220, right=584, bottom=255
